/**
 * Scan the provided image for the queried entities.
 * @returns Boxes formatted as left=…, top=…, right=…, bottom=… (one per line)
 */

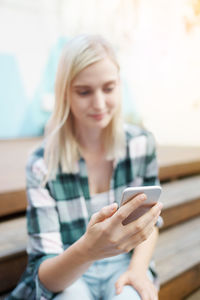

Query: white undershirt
left=90, top=191, right=110, bottom=214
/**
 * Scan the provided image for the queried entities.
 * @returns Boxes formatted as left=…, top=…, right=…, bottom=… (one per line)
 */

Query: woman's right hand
left=82, top=194, right=163, bottom=260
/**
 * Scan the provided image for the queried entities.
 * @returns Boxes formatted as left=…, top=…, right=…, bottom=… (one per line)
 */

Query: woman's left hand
left=115, top=269, right=158, bottom=300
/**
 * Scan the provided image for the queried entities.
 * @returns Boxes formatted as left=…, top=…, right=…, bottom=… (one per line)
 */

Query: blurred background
left=1, top=2, right=200, bottom=299
left=0, top=0, right=200, bottom=145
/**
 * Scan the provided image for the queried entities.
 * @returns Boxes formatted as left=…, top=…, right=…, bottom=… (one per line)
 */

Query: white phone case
left=120, top=185, right=162, bottom=224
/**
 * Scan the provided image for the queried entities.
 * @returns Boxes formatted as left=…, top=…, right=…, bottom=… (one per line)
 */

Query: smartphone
left=120, top=185, right=162, bottom=225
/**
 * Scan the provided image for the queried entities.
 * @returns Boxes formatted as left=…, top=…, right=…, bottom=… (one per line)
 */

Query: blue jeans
left=53, top=253, right=155, bottom=300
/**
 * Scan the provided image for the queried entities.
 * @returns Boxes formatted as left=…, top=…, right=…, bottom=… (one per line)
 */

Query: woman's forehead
left=72, top=58, right=119, bottom=86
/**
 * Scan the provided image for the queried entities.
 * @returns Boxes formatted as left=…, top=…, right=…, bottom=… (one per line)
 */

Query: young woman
left=8, top=35, right=163, bottom=300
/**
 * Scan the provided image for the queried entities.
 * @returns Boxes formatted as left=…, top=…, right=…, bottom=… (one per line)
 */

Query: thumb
left=115, top=276, right=126, bottom=295
left=90, top=203, right=118, bottom=225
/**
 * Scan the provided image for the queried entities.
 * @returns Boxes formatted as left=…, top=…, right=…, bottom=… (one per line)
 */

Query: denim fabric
left=54, top=253, right=154, bottom=300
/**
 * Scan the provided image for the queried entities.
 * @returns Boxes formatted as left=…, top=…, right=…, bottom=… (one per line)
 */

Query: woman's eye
left=104, top=87, right=114, bottom=93
left=78, top=90, right=91, bottom=96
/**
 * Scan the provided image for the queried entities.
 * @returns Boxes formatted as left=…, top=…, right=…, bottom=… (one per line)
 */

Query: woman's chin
left=90, top=117, right=111, bottom=129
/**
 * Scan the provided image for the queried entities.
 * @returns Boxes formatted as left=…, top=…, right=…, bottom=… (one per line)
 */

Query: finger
left=125, top=201, right=162, bottom=235
left=112, top=193, right=147, bottom=224
left=143, top=285, right=153, bottom=300
left=115, top=276, right=126, bottom=295
left=152, top=285, right=159, bottom=300
left=151, top=290, right=158, bottom=300
left=138, top=289, right=149, bottom=300
left=141, top=202, right=163, bottom=230
left=89, top=203, right=118, bottom=226
left=147, top=286, right=157, bottom=300
left=121, top=224, right=155, bottom=252
left=120, top=210, right=161, bottom=251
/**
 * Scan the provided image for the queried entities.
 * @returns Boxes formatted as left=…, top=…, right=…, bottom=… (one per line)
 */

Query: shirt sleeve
left=25, top=151, right=63, bottom=299
left=143, top=131, right=164, bottom=228
left=143, top=131, right=160, bottom=186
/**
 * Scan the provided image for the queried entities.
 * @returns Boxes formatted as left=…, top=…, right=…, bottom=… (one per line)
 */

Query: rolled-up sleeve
left=25, top=152, right=64, bottom=299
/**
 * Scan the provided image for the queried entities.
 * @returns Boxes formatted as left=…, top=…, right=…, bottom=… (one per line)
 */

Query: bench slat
left=154, top=216, right=200, bottom=284
left=1, top=139, right=200, bottom=194
left=160, top=175, right=200, bottom=229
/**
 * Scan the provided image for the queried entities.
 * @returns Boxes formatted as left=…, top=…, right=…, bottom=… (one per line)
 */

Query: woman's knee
left=109, top=285, right=141, bottom=300
left=53, top=278, right=92, bottom=300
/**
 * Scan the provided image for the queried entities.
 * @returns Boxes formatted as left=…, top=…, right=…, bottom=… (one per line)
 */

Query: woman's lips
left=89, top=113, right=106, bottom=120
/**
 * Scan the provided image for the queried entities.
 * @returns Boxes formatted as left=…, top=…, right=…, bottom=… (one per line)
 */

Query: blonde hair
left=44, top=34, right=125, bottom=182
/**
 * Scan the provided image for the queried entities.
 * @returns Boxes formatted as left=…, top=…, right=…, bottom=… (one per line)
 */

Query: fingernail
left=111, top=203, right=118, bottom=210
left=140, top=193, right=146, bottom=200
left=158, top=202, right=163, bottom=209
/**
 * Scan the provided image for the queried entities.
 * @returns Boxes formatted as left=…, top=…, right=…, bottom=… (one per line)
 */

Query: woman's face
left=70, top=57, right=120, bottom=132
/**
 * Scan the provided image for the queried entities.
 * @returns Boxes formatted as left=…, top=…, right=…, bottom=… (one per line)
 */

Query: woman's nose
left=92, top=90, right=105, bottom=110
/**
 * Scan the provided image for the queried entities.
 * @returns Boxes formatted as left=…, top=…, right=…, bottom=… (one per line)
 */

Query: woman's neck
left=76, top=126, right=105, bottom=153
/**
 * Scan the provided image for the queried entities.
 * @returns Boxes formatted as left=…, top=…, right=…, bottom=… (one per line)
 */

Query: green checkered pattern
left=7, top=124, right=160, bottom=300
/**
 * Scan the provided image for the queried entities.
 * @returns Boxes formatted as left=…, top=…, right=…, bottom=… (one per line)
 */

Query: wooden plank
left=154, top=217, right=200, bottom=284
left=160, top=175, right=200, bottom=229
left=0, top=138, right=40, bottom=217
left=0, top=190, right=27, bottom=217
left=0, top=217, right=27, bottom=294
left=157, top=240, right=200, bottom=285
left=159, top=264, right=200, bottom=300
left=0, top=138, right=41, bottom=193
left=158, top=145, right=200, bottom=181
left=156, top=217, right=200, bottom=299
left=185, top=288, right=200, bottom=300
left=160, top=265, right=200, bottom=300
left=157, top=145, right=200, bottom=169
left=161, top=198, right=200, bottom=229
left=0, top=253, right=27, bottom=294
left=161, top=176, right=200, bottom=209
left=0, top=217, right=27, bottom=259
left=159, top=161, right=200, bottom=181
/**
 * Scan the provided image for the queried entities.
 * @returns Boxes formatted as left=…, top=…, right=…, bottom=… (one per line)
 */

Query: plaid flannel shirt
left=8, top=124, right=161, bottom=300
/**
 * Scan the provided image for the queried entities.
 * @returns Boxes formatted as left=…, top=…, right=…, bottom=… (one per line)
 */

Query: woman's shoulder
left=124, top=123, right=154, bottom=141
left=26, top=142, right=47, bottom=181
left=124, top=123, right=157, bottom=157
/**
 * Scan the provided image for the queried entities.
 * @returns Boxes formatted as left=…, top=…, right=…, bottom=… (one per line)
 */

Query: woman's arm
left=128, top=226, right=159, bottom=273
left=115, top=226, right=159, bottom=300
left=38, top=197, right=162, bottom=293
left=38, top=233, right=93, bottom=292
left=38, top=203, right=116, bottom=292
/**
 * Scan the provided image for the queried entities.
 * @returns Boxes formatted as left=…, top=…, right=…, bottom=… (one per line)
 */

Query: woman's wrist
left=128, top=256, right=149, bottom=275
left=74, top=233, right=95, bottom=264
left=128, top=263, right=148, bottom=275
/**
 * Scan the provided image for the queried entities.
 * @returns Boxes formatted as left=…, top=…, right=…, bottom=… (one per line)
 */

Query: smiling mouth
left=89, top=113, right=107, bottom=120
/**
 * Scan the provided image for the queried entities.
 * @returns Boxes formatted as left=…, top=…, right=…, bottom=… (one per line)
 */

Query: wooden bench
left=160, top=175, right=200, bottom=229
left=0, top=138, right=41, bottom=218
left=157, top=145, right=200, bottom=181
left=0, top=218, right=27, bottom=294
left=155, top=216, right=200, bottom=300
left=186, top=289, right=200, bottom=300
left=0, top=139, right=200, bottom=299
